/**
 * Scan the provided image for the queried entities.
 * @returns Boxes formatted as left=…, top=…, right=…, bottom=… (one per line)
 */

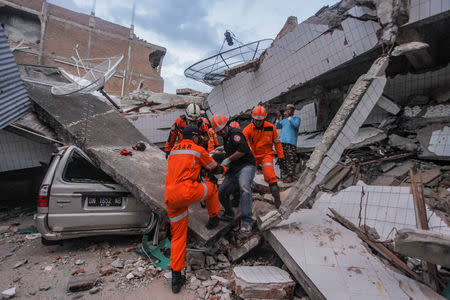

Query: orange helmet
left=229, top=121, right=240, bottom=129
left=251, top=105, right=267, bottom=120
left=201, top=117, right=210, bottom=127
left=211, top=114, right=228, bottom=132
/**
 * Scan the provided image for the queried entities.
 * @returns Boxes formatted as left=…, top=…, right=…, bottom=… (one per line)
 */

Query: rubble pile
left=120, top=88, right=206, bottom=114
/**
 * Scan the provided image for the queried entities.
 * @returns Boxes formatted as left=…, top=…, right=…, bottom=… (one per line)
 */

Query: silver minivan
left=35, top=145, right=156, bottom=244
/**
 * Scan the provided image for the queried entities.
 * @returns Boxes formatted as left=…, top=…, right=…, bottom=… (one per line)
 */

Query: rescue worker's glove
left=222, top=157, right=231, bottom=167
left=277, top=157, right=285, bottom=165
left=165, top=151, right=170, bottom=160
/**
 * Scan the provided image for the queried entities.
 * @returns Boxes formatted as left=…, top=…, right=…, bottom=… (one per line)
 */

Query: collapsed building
left=0, top=0, right=166, bottom=214
left=0, top=0, right=449, bottom=298
left=180, top=0, right=450, bottom=298
left=0, top=0, right=166, bottom=96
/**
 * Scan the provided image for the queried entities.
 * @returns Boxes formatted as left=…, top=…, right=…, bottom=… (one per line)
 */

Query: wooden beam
left=409, top=169, right=440, bottom=291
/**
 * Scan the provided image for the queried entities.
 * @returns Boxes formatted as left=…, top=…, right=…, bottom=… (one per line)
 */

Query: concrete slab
left=25, top=82, right=234, bottom=244
left=266, top=209, right=445, bottom=300
left=188, top=203, right=241, bottom=245
left=394, top=228, right=450, bottom=268
left=233, top=266, right=295, bottom=299
left=417, top=124, right=450, bottom=160
left=25, top=82, right=167, bottom=217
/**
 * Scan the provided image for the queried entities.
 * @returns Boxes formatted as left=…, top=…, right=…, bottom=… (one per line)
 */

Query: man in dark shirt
left=211, top=114, right=256, bottom=234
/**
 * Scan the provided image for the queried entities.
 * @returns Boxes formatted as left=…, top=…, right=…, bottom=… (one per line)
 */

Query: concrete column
left=87, top=12, right=95, bottom=59
left=124, top=25, right=134, bottom=94
left=38, top=1, right=48, bottom=65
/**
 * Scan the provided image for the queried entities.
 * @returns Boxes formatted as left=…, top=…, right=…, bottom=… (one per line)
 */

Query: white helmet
left=185, top=103, right=201, bottom=121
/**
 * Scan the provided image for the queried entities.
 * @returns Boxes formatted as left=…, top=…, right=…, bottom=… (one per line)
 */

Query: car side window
left=63, top=151, right=114, bottom=183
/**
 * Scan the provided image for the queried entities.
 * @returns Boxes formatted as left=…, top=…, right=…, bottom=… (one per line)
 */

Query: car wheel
left=41, top=237, right=59, bottom=246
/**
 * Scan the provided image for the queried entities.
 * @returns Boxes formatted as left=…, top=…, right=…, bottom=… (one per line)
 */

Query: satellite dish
left=51, top=54, right=124, bottom=96
left=184, top=39, right=272, bottom=87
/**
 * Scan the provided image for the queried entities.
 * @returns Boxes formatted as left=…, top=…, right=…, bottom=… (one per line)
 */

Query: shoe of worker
left=240, top=222, right=252, bottom=235
left=171, top=270, right=186, bottom=294
left=205, top=216, right=219, bottom=229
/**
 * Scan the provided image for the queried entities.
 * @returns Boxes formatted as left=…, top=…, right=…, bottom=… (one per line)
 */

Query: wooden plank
left=328, top=208, right=423, bottom=282
left=319, top=164, right=343, bottom=186
left=359, top=152, right=412, bottom=166
left=410, top=169, right=440, bottom=291
left=322, top=166, right=351, bottom=191
left=405, top=168, right=441, bottom=185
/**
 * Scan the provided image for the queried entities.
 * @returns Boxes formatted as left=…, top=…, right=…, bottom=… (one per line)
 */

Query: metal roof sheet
left=0, top=27, right=32, bottom=130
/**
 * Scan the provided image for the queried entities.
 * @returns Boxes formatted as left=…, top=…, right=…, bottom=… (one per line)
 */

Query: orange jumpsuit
left=164, top=116, right=209, bottom=152
left=243, top=121, right=284, bottom=184
left=207, top=128, right=219, bottom=152
left=165, top=139, right=221, bottom=271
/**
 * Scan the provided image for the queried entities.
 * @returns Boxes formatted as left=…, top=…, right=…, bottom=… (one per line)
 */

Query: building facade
left=0, top=0, right=166, bottom=95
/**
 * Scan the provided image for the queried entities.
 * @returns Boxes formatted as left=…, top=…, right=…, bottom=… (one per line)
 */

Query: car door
left=47, top=146, right=151, bottom=232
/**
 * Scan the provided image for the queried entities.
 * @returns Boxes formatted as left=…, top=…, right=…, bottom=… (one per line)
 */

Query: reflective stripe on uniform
left=274, top=138, right=280, bottom=143
left=200, top=182, right=208, bottom=201
left=169, top=210, right=188, bottom=223
left=262, top=162, right=273, bottom=167
left=170, top=150, right=201, bottom=157
left=205, top=160, right=217, bottom=170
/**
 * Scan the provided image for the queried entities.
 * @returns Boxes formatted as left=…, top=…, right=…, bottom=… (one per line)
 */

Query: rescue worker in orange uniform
left=229, top=121, right=241, bottom=129
left=165, top=124, right=226, bottom=293
left=164, top=103, right=209, bottom=158
left=202, top=117, right=219, bottom=153
left=243, top=105, right=284, bottom=208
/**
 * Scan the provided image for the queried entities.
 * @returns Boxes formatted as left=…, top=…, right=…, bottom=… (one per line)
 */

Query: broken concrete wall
left=207, top=5, right=381, bottom=117
left=384, top=64, right=450, bottom=106
left=206, top=1, right=448, bottom=120
left=258, top=57, right=389, bottom=230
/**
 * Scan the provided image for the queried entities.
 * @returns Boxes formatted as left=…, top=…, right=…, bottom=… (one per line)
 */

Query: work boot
left=205, top=216, right=219, bottom=229
left=171, top=270, right=186, bottom=294
left=218, top=211, right=234, bottom=222
left=269, top=183, right=281, bottom=209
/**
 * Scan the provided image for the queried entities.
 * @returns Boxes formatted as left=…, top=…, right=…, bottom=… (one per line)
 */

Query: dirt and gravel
left=0, top=214, right=195, bottom=300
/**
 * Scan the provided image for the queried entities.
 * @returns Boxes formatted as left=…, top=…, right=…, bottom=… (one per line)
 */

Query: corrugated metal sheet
left=0, top=27, right=32, bottom=130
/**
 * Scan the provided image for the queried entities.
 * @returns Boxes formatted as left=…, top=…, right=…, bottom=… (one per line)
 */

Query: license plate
left=87, top=196, right=123, bottom=207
